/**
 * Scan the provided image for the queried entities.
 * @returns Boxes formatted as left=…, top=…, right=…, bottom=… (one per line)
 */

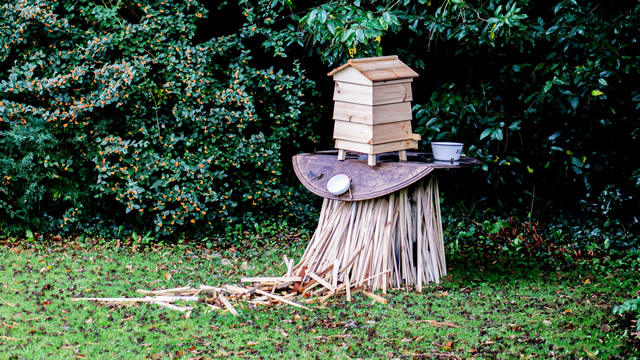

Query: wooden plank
left=331, top=66, right=372, bottom=85
left=333, top=81, right=412, bottom=106
left=334, top=138, right=419, bottom=155
left=136, top=287, right=193, bottom=296
left=373, top=82, right=413, bottom=105
left=353, top=58, right=412, bottom=72
left=332, top=102, right=412, bottom=125
left=365, top=68, right=419, bottom=82
left=72, top=295, right=199, bottom=303
left=255, top=289, right=311, bottom=311
left=372, top=78, right=414, bottom=86
left=345, top=274, right=351, bottom=302
left=327, top=55, right=399, bottom=77
left=306, top=272, right=336, bottom=292
left=199, top=285, right=225, bottom=293
left=364, top=291, right=388, bottom=304
left=333, top=81, right=372, bottom=105
left=241, top=276, right=302, bottom=283
left=333, top=120, right=413, bottom=145
left=153, top=301, right=193, bottom=313
left=223, top=285, right=250, bottom=294
left=218, top=294, right=239, bottom=316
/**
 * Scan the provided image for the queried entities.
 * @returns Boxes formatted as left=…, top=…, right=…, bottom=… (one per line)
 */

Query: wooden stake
left=255, top=289, right=311, bottom=311
left=72, top=296, right=199, bottom=303
left=218, top=294, right=239, bottom=316
left=153, top=301, right=193, bottom=313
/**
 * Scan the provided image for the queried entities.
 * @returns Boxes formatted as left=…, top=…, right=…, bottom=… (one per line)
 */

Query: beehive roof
left=327, top=55, right=419, bottom=82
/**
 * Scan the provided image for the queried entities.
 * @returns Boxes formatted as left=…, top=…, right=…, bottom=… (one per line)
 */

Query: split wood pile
left=293, top=175, right=445, bottom=293
left=71, top=260, right=390, bottom=315
left=73, top=175, right=447, bottom=314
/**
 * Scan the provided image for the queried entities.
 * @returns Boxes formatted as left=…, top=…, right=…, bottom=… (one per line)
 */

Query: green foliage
left=2, top=0, right=639, bottom=239
left=293, top=0, right=640, bottom=225
left=0, top=0, right=320, bottom=237
left=614, top=297, right=640, bottom=332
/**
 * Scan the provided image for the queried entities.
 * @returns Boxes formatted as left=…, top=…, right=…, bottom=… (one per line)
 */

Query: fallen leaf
left=247, top=341, right=259, bottom=346
left=364, top=291, right=387, bottom=304
left=164, top=272, right=172, bottom=281
left=584, top=348, right=596, bottom=358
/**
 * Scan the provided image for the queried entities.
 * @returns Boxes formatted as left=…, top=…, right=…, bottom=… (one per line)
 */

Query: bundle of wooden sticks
left=294, top=175, right=446, bottom=293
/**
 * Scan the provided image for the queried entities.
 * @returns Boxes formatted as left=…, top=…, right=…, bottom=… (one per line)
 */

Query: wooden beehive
left=328, top=55, right=421, bottom=166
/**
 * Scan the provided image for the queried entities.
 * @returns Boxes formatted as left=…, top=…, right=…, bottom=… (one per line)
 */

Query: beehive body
left=328, top=56, right=420, bottom=165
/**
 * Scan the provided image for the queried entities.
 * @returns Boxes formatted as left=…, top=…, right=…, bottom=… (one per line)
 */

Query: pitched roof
left=327, top=55, right=419, bottom=81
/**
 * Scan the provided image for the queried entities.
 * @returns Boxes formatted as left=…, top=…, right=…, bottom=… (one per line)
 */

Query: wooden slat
left=332, top=102, right=412, bottom=125
left=255, top=289, right=311, bottom=311
left=354, top=59, right=405, bottom=72
left=333, top=120, right=413, bottom=145
left=327, top=55, right=399, bottom=76
left=334, top=138, right=419, bottom=155
left=307, top=272, right=335, bottom=292
left=218, top=294, right=239, bottom=316
left=364, top=67, right=419, bottom=82
left=348, top=55, right=399, bottom=64
left=241, top=277, right=302, bottom=283
left=331, top=66, right=372, bottom=85
left=72, top=296, right=199, bottom=303
left=333, top=82, right=412, bottom=106
left=372, top=83, right=412, bottom=105
left=333, top=81, right=372, bottom=104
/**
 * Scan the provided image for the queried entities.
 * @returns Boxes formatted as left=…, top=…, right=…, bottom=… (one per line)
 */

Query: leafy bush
left=614, top=297, right=640, bottom=332
left=2, top=0, right=639, bottom=241
left=294, top=0, right=640, bottom=228
left=0, top=0, right=320, bottom=237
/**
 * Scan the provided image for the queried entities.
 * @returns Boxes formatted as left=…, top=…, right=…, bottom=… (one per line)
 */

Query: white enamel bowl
left=431, top=142, right=464, bottom=161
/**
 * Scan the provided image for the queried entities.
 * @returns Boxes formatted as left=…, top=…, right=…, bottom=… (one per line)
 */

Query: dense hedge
left=295, top=0, right=640, bottom=228
left=0, top=0, right=320, bottom=237
left=1, top=0, right=639, bottom=238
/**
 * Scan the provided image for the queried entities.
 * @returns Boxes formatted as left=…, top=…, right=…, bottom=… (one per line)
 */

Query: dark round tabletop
left=293, top=150, right=481, bottom=201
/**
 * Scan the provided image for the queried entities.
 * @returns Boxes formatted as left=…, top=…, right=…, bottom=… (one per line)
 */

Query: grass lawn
left=0, top=235, right=638, bottom=359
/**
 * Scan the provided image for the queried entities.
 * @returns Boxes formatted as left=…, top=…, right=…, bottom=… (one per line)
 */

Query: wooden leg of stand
left=368, top=154, right=376, bottom=166
left=398, top=150, right=407, bottom=162
left=338, top=149, right=346, bottom=161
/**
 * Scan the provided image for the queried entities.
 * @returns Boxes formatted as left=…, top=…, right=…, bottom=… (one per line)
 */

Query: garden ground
left=0, top=233, right=638, bottom=359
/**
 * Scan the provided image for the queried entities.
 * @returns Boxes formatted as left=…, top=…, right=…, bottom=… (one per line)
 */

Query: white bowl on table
left=431, top=142, right=464, bottom=162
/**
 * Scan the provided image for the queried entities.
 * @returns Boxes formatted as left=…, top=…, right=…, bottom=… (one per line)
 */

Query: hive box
left=328, top=55, right=421, bottom=166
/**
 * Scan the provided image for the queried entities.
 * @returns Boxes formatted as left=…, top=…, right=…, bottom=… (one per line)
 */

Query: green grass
left=0, top=237, right=638, bottom=359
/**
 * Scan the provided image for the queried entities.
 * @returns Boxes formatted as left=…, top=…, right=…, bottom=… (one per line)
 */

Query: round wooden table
left=291, top=150, right=480, bottom=293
